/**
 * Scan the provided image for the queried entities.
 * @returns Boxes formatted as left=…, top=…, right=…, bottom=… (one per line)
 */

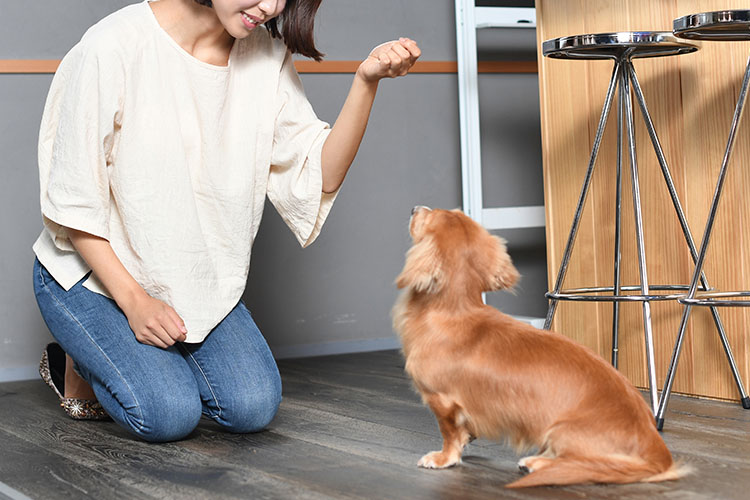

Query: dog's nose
left=412, top=205, right=431, bottom=215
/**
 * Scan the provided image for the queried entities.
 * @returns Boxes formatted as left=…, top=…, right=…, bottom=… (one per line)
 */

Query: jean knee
left=123, top=393, right=202, bottom=443
left=219, top=375, right=282, bottom=433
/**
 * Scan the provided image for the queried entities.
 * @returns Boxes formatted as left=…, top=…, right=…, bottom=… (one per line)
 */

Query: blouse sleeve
left=37, top=41, right=124, bottom=251
left=267, top=51, right=339, bottom=248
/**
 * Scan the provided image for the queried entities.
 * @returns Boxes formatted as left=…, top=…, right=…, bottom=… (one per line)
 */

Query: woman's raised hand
left=357, top=38, right=421, bottom=83
left=122, top=291, right=187, bottom=348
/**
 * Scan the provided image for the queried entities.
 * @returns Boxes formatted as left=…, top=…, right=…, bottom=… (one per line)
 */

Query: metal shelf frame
left=455, top=1, right=542, bottom=231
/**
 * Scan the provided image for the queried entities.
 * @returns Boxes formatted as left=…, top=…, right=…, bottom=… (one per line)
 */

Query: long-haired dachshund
left=392, top=207, right=689, bottom=488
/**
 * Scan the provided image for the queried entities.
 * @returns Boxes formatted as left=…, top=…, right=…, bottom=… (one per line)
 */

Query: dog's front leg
left=418, top=394, right=471, bottom=469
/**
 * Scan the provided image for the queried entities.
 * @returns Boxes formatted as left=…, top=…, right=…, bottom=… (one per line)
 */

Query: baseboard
left=269, top=316, right=546, bottom=359
left=0, top=339, right=402, bottom=382
left=0, top=365, right=40, bottom=383
left=0, top=480, right=33, bottom=500
left=0, top=337, right=401, bottom=382
left=0, top=320, right=545, bottom=382
left=512, top=315, right=546, bottom=329
left=270, top=336, right=401, bottom=360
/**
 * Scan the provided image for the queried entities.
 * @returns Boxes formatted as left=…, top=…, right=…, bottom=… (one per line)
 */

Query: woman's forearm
left=320, top=74, right=378, bottom=193
left=67, top=227, right=187, bottom=346
left=320, top=38, right=420, bottom=194
left=67, top=228, right=147, bottom=311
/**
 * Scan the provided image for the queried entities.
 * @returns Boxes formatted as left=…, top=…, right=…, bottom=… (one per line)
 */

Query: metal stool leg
left=622, top=59, right=658, bottom=413
left=544, top=62, right=623, bottom=330
left=612, top=72, right=625, bottom=368
left=628, top=64, right=750, bottom=420
left=655, top=53, right=750, bottom=430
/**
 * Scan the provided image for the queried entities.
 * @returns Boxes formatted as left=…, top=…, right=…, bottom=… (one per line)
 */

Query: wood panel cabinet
left=536, top=0, right=750, bottom=401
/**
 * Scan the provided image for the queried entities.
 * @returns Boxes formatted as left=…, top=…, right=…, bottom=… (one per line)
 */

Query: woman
left=33, top=0, right=420, bottom=442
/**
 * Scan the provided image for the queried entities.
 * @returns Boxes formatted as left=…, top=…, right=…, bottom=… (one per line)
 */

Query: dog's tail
left=505, top=456, right=693, bottom=489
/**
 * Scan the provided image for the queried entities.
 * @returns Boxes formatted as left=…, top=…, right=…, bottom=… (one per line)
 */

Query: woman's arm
left=67, top=228, right=187, bottom=348
left=320, top=38, right=421, bottom=194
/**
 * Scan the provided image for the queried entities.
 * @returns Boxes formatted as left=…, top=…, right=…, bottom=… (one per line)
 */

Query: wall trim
left=0, top=365, right=40, bottom=384
left=270, top=336, right=401, bottom=360
left=0, top=59, right=60, bottom=73
left=0, top=481, right=33, bottom=500
left=294, top=60, right=538, bottom=73
left=0, top=339, right=402, bottom=381
left=0, top=59, right=538, bottom=74
left=1, top=318, right=544, bottom=380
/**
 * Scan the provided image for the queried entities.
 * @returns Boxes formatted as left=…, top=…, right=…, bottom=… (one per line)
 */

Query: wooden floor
left=0, top=349, right=749, bottom=500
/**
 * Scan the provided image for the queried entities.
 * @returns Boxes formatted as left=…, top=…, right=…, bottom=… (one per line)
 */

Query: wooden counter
left=536, top=0, right=750, bottom=401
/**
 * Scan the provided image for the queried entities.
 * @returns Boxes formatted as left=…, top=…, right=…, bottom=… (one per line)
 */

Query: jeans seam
left=183, top=348, right=223, bottom=418
left=37, top=264, right=146, bottom=431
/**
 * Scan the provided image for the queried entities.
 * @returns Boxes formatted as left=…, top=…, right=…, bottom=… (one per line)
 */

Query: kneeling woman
left=33, top=0, right=419, bottom=442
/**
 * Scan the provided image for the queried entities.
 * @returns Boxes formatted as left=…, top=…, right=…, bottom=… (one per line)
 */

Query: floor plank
left=0, top=349, right=749, bottom=499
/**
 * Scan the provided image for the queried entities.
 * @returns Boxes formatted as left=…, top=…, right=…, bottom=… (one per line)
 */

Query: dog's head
left=395, top=207, right=519, bottom=295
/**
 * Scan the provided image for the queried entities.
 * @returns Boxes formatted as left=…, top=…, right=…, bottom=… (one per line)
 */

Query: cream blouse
left=33, top=1, right=338, bottom=342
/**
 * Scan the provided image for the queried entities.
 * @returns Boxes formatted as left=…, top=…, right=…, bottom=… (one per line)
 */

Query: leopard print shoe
left=39, top=343, right=109, bottom=421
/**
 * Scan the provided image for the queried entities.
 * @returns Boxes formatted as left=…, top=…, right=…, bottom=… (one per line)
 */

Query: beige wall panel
left=537, top=0, right=750, bottom=401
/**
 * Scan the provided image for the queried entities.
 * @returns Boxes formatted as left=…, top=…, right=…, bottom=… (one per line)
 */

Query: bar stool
left=656, top=10, right=750, bottom=430
left=542, top=32, right=714, bottom=415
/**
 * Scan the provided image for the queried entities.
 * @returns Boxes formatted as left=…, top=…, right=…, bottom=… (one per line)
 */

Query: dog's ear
left=488, top=236, right=520, bottom=291
left=396, top=236, right=443, bottom=293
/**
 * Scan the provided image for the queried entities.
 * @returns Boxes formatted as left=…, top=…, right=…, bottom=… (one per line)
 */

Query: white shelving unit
left=456, top=1, right=544, bottom=328
left=455, top=1, right=542, bottom=231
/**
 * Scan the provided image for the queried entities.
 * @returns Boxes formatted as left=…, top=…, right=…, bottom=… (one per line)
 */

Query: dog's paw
left=518, top=455, right=553, bottom=474
left=418, top=451, right=460, bottom=469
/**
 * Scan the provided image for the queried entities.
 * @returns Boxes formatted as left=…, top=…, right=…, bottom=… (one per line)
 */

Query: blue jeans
left=33, top=258, right=282, bottom=442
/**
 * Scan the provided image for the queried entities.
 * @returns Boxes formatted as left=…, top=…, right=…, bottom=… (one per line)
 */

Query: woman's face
left=211, top=0, right=287, bottom=38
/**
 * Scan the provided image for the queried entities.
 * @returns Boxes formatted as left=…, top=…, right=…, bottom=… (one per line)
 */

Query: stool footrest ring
left=679, top=290, right=750, bottom=307
left=546, top=284, right=709, bottom=302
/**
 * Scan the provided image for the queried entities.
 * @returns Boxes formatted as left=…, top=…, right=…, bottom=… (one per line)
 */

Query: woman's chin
left=225, top=26, right=251, bottom=39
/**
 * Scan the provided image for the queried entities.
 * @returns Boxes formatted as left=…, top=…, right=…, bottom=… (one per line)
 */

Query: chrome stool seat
left=542, top=32, right=715, bottom=416
left=655, top=10, right=750, bottom=430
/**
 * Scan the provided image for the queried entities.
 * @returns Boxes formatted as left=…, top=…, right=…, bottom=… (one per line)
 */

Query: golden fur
left=392, top=207, right=690, bottom=488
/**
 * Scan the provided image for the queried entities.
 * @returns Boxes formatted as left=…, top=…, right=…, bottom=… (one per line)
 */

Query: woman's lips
left=241, top=12, right=263, bottom=29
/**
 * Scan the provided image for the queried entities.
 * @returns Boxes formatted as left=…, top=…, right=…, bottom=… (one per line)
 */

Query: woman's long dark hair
left=194, top=0, right=324, bottom=60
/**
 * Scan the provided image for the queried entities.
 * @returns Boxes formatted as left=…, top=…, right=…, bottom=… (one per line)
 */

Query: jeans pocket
left=34, top=258, right=52, bottom=287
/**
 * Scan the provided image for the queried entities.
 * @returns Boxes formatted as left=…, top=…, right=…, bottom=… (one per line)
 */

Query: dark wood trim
left=0, top=59, right=538, bottom=74
left=0, top=59, right=60, bottom=73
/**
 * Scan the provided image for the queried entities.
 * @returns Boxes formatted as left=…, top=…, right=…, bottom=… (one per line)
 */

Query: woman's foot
left=64, top=354, right=97, bottom=399
left=39, top=343, right=110, bottom=420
